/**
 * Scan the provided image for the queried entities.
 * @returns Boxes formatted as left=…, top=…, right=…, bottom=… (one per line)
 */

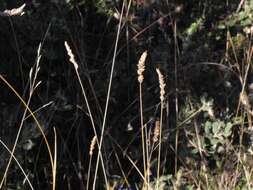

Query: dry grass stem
left=92, top=2, right=125, bottom=189
left=0, top=43, right=56, bottom=189
left=0, top=75, right=54, bottom=189
left=156, top=68, right=166, bottom=190
left=137, top=50, right=149, bottom=187
left=52, top=127, right=57, bottom=190
left=87, top=136, right=97, bottom=190
left=64, top=41, right=108, bottom=188
left=0, top=140, right=34, bottom=190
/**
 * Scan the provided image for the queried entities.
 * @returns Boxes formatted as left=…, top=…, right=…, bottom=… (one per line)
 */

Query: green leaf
left=217, top=23, right=226, bottom=29
left=191, top=148, right=199, bottom=154
left=212, top=121, right=220, bottom=134
left=210, top=138, right=220, bottom=146
left=224, top=122, right=233, bottom=137
left=185, top=18, right=203, bottom=36
left=204, top=121, right=212, bottom=134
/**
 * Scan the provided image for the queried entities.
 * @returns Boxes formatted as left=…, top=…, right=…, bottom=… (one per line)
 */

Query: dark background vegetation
left=1, top=0, right=253, bottom=189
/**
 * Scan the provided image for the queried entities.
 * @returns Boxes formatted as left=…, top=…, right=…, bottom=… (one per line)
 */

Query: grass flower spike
left=64, top=41, right=78, bottom=70
left=156, top=68, right=166, bottom=103
left=137, top=51, right=147, bottom=83
left=89, top=136, right=97, bottom=156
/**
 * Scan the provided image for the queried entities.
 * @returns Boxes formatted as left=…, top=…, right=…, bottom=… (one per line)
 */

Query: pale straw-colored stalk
left=137, top=50, right=149, bottom=188
left=156, top=68, right=166, bottom=190
left=0, top=44, right=55, bottom=190
left=0, top=140, right=34, bottom=190
left=64, top=42, right=108, bottom=188
left=86, top=136, right=97, bottom=190
left=92, top=1, right=126, bottom=189
left=52, top=127, right=57, bottom=190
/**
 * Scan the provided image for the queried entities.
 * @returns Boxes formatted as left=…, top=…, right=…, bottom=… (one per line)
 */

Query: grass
left=0, top=44, right=57, bottom=190
left=1, top=1, right=253, bottom=190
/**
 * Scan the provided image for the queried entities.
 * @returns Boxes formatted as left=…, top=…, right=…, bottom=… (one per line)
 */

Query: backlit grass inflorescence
left=64, top=41, right=78, bottom=70
left=156, top=68, right=166, bottom=103
left=137, top=51, right=147, bottom=83
left=89, top=136, right=97, bottom=156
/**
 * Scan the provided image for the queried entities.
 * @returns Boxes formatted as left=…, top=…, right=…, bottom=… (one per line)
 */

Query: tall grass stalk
left=156, top=68, right=166, bottom=190
left=0, top=44, right=54, bottom=189
left=137, top=50, right=149, bottom=189
left=92, top=2, right=125, bottom=189
left=229, top=30, right=253, bottom=188
left=0, top=140, right=34, bottom=190
left=52, top=127, right=57, bottom=190
left=173, top=21, right=180, bottom=174
left=86, top=136, right=97, bottom=190
left=64, top=41, right=108, bottom=188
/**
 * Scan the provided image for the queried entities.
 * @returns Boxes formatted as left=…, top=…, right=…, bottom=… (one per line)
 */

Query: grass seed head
left=153, top=120, right=160, bottom=143
left=89, top=136, right=97, bottom=156
left=137, top=51, right=147, bottom=83
left=156, top=68, right=166, bottom=103
left=64, top=41, right=78, bottom=70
